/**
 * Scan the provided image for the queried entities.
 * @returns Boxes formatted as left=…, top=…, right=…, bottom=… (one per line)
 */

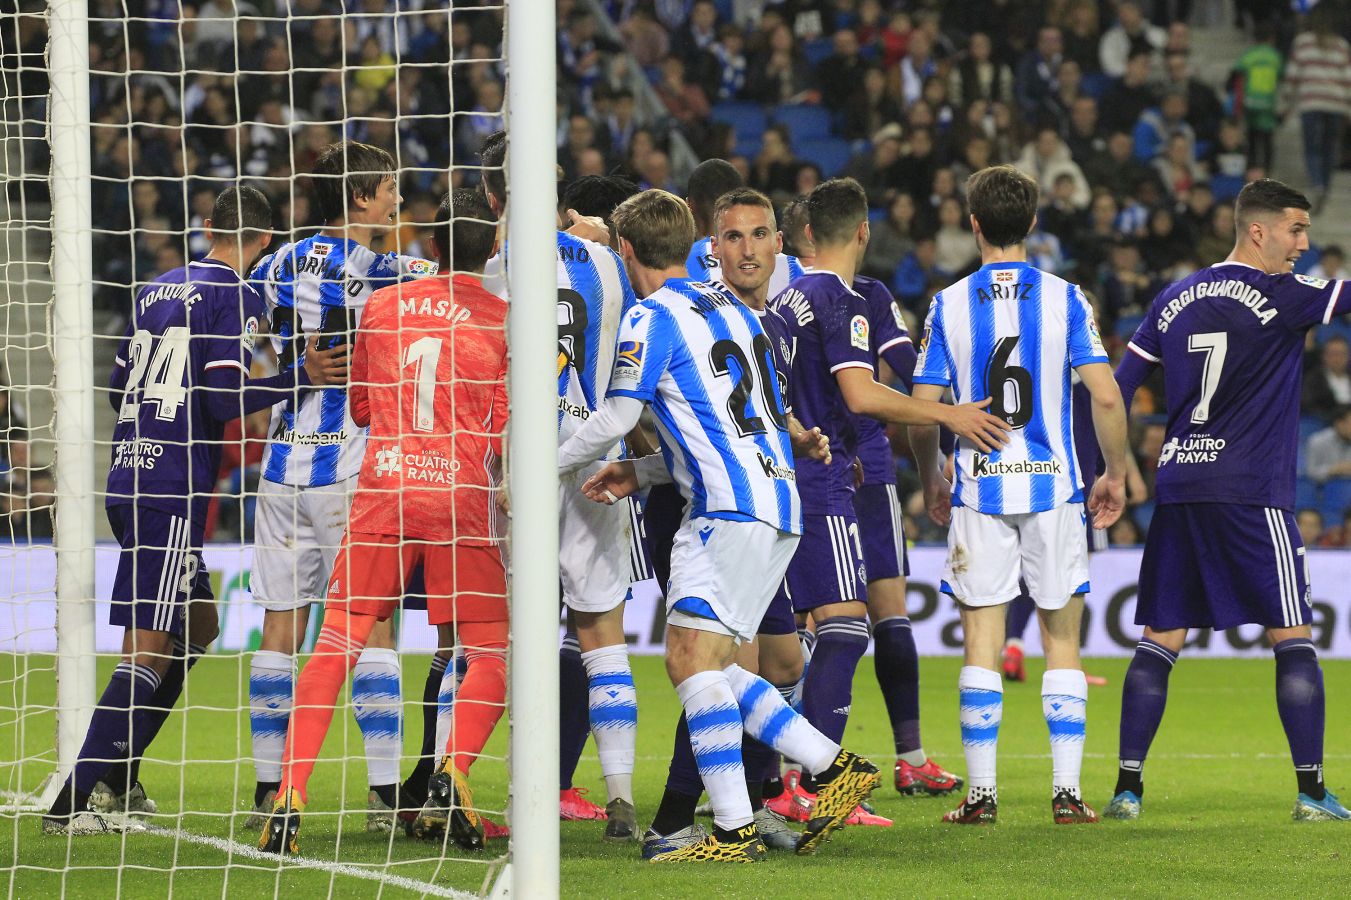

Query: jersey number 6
left=985, top=335, right=1033, bottom=429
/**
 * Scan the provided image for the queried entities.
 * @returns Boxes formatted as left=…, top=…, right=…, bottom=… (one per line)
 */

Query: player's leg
left=560, top=480, right=638, bottom=838
left=788, top=514, right=870, bottom=795
left=558, top=618, right=603, bottom=820
left=1109, top=625, right=1183, bottom=818
left=1002, top=586, right=1034, bottom=682
left=44, top=506, right=189, bottom=833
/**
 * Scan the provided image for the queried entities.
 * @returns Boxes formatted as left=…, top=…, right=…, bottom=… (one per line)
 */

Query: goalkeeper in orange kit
left=260, top=188, right=509, bottom=855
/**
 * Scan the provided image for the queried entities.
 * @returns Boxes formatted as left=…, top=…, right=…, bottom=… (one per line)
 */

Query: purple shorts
left=642, top=483, right=685, bottom=590
left=785, top=513, right=868, bottom=613
left=852, top=482, right=909, bottom=582
left=107, top=504, right=212, bottom=635
left=757, top=582, right=797, bottom=635
left=627, top=496, right=654, bottom=582
left=1137, top=503, right=1310, bottom=631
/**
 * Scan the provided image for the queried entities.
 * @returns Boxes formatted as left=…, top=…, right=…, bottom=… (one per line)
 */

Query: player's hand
left=943, top=398, right=1011, bottom=453
left=303, top=335, right=349, bottom=386
left=1089, top=473, right=1126, bottom=529
left=924, top=476, right=952, bottom=528
left=942, top=453, right=955, bottom=483
left=581, top=461, right=639, bottom=505
left=564, top=209, right=610, bottom=245
left=852, top=456, right=864, bottom=489
left=790, top=425, right=831, bottom=463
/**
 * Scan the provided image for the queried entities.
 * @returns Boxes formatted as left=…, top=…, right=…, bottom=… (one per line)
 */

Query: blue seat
left=772, top=104, right=834, bottom=142
left=1132, top=499, right=1156, bottom=535
left=797, top=137, right=852, bottom=177
left=1296, top=476, right=1321, bottom=512
left=802, top=37, right=834, bottom=68
left=733, top=136, right=762, bottom=159
left=1115, top=313, right=1145, bottom=340
left=868, top=206, right=888, bottom=223
left=1300, top=414, right=1328, bottom=447
left=1081, top=72, right=1114, bottom=100
left=1320, top=477, right=1351, bottom=521
left=711, top=101, right=767, bottom=136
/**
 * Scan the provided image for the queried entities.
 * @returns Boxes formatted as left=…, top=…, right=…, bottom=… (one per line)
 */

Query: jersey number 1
left=403, top=336, right=442, bottom=433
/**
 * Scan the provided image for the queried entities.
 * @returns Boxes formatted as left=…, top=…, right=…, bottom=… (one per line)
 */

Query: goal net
left=0, top=0, right=558, bottom=895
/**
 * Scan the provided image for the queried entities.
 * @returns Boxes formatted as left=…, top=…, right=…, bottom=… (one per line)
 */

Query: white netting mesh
left=0, top=2, right=529, bottom=895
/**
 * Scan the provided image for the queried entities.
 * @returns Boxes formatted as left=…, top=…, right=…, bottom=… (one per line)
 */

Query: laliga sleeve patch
left=891, top=303, right=907, bottom=331
left=406, top=258, right=438, bottom=276
left=1295, top=273, right=1329, bottom=289
left=242, top=316, right=259, bottom=352
left=850, top=314, right=870, bottom=351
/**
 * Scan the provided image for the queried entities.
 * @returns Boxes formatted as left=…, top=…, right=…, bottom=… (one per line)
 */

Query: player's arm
left=880, top=339, right=917, bottom=392
left=348, top=306, right=373, bottom=427
left=1076, top=361, right=1129, bottom=529
left=836, top=368, right=1009, bottom=452
left=582, top=453, right=672, bottom=505
left=558, top=395, right=647, bottom=475
left=787, top=413, right=831, bottom=462
left=108, top=326, right=134, bottom=412
left=907, top=382, right=952, bottom=527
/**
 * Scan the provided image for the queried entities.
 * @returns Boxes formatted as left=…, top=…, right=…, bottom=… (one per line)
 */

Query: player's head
left=805, top=178, right=869, bottom=263
left=711, top=187, right=781, bottom=302
left=780, top=197, right=815, bottom=261
left=1233, top=178, right=1312, bottom=274
left=966, top=165, right=1039, bottom=251
left=686, top=158, right=744, bottom=236
left=204, top=186, right=273, bottom=268
left=310, top=140, right=400, bottom=231
left=561, top=174, right=640, bottom=238
left=611, top=189, right=696, bottom=278
left=479, top=131, right=508, bottom=216
left=430, top=188, right=498, bottom=275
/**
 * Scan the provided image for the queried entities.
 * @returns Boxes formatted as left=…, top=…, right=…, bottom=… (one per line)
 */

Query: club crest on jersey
left=850, top=315, right=870, bottom=350
left=617, top=341, right=644, bottom=368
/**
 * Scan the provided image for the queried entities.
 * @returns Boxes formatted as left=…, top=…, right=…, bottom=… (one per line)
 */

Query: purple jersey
left=754, top=303, right=795, bottom=410
left=852, top=275, right=917, bottom=486
left=1127, top=262, right=1351, bottom=509
left=106, top=259, right=267, bottom=524
left=772, top=271, right=873, bottom=514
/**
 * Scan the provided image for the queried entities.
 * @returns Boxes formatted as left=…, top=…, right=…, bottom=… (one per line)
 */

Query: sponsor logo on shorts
left=1158, top=434, right=1225, bottom=466
left=969, top=454, right=1063, bottom=478
left=756, top=451, right=796, bottom=481
left=850, top=315, right=869, bottom=350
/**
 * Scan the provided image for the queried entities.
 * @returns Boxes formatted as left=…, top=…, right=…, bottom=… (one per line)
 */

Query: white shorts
left=559, top=464, right=634, bottom=615
left=251, top=476, right=356, bottom=611
left=942, top=502, right=1089, bottom=611
left=666, top=516, right=800, bottom=643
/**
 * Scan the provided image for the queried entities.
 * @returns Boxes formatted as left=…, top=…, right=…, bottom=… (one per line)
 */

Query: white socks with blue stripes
left=1043, top=668, right=1088, bottom=800
left=249, top=650, right=292, bottom=784
left=723, top=663, right=838, bottom=776
left=676, top=669, right=751, bottom=831
left=959, top=666, right=1003, bottom=803
left=352, top=648, right=403, bottom=790
left=582, top=644, right=637, bottom=804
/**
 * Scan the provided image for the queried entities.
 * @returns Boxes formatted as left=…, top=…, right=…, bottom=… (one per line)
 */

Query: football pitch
left=1, top=653, right=1347, bottom=898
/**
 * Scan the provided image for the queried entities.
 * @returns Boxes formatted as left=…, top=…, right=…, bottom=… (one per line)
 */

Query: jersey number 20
left=709, top=336, right=787, bottom=437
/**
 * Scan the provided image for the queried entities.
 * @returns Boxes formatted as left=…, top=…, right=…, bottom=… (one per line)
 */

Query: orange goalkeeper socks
left=445, top=620, right=508, bottom=775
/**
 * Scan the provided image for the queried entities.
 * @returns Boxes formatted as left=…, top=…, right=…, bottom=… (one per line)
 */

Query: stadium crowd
left=7, top=0, right=1349, bottom=546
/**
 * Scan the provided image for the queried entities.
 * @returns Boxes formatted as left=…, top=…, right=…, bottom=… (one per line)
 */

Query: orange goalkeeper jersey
left=348, top=274, right=507, bottom=545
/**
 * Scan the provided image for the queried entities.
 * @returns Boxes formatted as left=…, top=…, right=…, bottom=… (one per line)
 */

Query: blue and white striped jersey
left=250, top=235, right=436, bottom=486
left=606, top=278, right=802, bottom=534
left=687, top=235, right=805, bottom=299
left=914, top=262, right=1108, bottom=515
left=483, top=233, right=637, bottom=444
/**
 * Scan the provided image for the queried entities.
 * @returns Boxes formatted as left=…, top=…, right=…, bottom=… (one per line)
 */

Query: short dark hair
left=712, top=187, right=776, bottom=236
left=480, top=130, right=507, bottom=206
left=611, top=189, right=696, bottom=270
left=686, top=158, right=745, bottom=230
left=432, top=188, right=497, bottom=274
left=966, top=165, right=1039, bottom=248
left=1235, top=178, right=1310, bottom=227
left=309, top=141, right=395, bottom=223
left=562, top=174, right=640, bottom=227
left=805, top=177, right=868, bottom=246
left=210, top=186, right=272, bottom=239
left=779, top=197, right=812, bottom=257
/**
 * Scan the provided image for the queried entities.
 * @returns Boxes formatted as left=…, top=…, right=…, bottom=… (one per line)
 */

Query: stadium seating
left=772, top=104, right=834, bottom=142
left=711, top=101, right=767, bottom=136
left=1320, top=478, right=1351, bottom=522
left=796, top=137, right=852, bottom=178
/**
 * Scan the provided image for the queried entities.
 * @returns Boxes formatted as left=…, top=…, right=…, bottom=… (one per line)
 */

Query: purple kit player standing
left=1106, top=179, right=1351, bottom=822
left=770, top=178, right=1009, bottom=805
left=43, top=188, right=346, bottom=834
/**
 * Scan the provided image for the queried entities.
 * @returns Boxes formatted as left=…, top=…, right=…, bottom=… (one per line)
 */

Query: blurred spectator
left=818, top=28, right=867, bottom=111
left=894, top=127, right=938, bottom=199
left=1101, top=238, right=1160, bottom=326
left=1061, top=0, right=1102, bottom=75
left=619, top=2, right=670, bottom=68
left=862, top=191, right=920, bottom=282
left=1015, top=25, right=1064, bottom=122
left=1085, top=130, right=1158, bottom=200
left=1108, top=515, right=1142, bottom=546
left=710, top=24, right=748, bottom=102
left=1098, top=0, right=1165, bottom=78
left=747, top=23, right=816, bottom=104
left=1208, top=118, right=1250, bottom=200
left=749, top=123, right=798, bottom=199
left=655, top=55, right=711, bottom=130
left=1133, top=90, right=1197, bottom=162
left=1038, top=172, right=1086, bottom=245
left=1283, top=8, right=1351, bottom=215
left=1153, top=132, right=1206, bottom=198
left=1297, top=508, right=1325, bottom=547
left=1179, top=181, right=1216, bottom=236
left=844, top=127, right=903, bottom=204
left=900, top=29, right=939, bottom=108
left=845, top=68, right=904, bottom=142
left=1140, top=206, right=1189, bottom=273
left=894, top=236, right=941, bottom=312
left=1303, top=336, right=1351, bottom=420
left=1231, top=21, right=1282, bottom=173
left=949, top=32, right=1013, bottom=108
left=1026, top=226, right=1068, bottom=275
left=1100, top=50, right=1157, bottom=135
left=1309, top=245, right=1349, bottom=281
left=1163, top=51, right=1224, bottom=146
left=933, top=197, right=977, bottom=276
left=1014, top=126, right=1091, bottom=207
left=1306, top=405, right=1351, bottom=484
left=1194, top=201, right=1236, bottom=265
left=1064, top=96, right=1106, bottom=165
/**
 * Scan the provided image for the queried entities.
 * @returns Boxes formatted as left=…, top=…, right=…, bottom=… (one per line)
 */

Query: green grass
left=1, top=653, right=1348, bottom=898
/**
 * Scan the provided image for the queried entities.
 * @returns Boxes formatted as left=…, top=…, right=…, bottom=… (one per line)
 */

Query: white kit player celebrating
left=479, top=133, right=645, bottom=839
left=246, top=140, right=437, bottom=829
left=909, top=166, right=1129, bottom=825
left=566, top=189, right=880, bottom=862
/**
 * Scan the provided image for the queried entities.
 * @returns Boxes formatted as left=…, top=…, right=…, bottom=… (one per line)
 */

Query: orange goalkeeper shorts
left=326, top=532, right=507, bottom=625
